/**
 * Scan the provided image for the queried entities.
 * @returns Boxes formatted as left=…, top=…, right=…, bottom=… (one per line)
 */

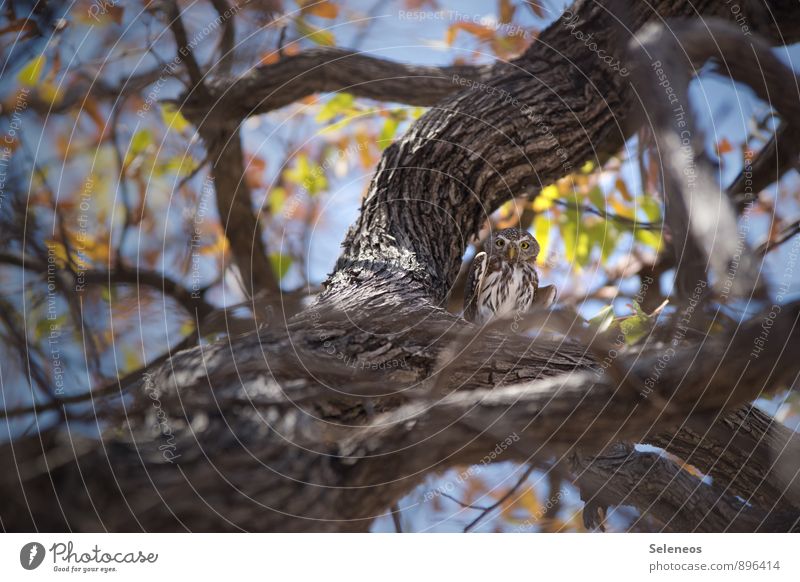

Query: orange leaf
left=529, top=1, right=545, bottom=17
left=303, top=0, right=339, bottom=18
left=616, top=178, right=632, bottom=201
left=498, top=0, right=515, bottom=24
left=454, top=21, right=495, bottom=42
left=716, top=138, right=733, bottom=155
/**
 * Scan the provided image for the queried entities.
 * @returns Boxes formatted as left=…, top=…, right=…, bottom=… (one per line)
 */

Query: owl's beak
left=507, top=245, right=518, bottom=261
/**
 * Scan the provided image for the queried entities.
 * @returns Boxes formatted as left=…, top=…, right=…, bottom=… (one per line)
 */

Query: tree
left=1, top=0, right=800, bottom=532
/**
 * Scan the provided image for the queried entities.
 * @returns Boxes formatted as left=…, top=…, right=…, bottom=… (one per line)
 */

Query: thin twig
left=463, top=464, right=536, bottom=532
left=756, top=219, right=800, bottom=256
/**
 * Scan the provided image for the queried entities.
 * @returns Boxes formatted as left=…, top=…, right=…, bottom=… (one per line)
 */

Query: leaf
left=268, top=187, right=287, bottom=214
left=160, top=103, right=190, bottom=133
left=378, top=116, right=399, bottom=146
left=540, top=184, right=559, bottom=199
left=295, top=16, right=336, bottom=46
left=200, top=232, right=229, bottom=256
left=130, top=129, right=153, bottom=155
left=17, top=54, right=45, bottom=86
left=269, top=253, right=292, bottom=280
left=533, top=214, right=550, bottom=266
left=447, top=21, right=495, bottom=43
left=300, top=0, right=339, bottom=18
left=532, top=195, right=552, bottom=212
left=529, top=1, right=545, bottom=17
left=616, top=177, right=632, bottom=201
left=576, top=228, right=591, bottom=266
left=38, top=81, right=63, bottom=106
left=124, top=129, right=153, bottom=169
left=588, top=221, right=618, bottom=262
left=588, top=305, right=615, bottom=333
left=354, top=130, right=374, bottom=168
left=620, top=302, right=652, bottom=344
left=284, top=153, right=327, bottom=195
left=635, top=228, right=663, bottom=252
left=639, top=196, right=662, bottom=222
left=445, top=25, right=457, bottom=46
left=498, top=0, right=516, bottom=24
left=588, top=186, right=605, bottom=211
left=316, top=93, right=355, bottom=122
left=716, top=137, right=733, bottom=155
left=620, top=314, right=650, bottom=344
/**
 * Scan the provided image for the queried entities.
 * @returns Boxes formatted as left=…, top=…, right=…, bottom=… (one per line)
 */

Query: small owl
left=463, top=228, right=556, bottom=324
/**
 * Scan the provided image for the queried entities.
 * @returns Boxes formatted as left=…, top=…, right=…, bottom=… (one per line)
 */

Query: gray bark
left=3, top=0, right=800, bottom=532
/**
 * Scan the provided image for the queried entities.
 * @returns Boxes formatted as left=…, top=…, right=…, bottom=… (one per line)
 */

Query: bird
left=463, top=227, right=556, bottom=324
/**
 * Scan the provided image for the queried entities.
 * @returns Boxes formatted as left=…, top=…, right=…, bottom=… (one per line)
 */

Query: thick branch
left=180, top=48, right=492, bottom=123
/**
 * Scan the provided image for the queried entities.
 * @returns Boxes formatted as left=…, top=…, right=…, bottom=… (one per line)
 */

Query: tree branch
left=179, top=48, right=492, bottom=123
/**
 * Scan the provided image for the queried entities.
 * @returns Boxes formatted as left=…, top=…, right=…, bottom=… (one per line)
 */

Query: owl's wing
left=463, top=251, right=488, bottom=322
left=534, top=284, right=558, bottom=307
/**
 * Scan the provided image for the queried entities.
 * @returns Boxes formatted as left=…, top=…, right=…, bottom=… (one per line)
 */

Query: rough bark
left=3, top=0, right=800, bottom=532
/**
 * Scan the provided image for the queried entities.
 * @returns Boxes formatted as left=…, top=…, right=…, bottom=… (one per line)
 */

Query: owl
left=463, top=228, right=556, bottom=324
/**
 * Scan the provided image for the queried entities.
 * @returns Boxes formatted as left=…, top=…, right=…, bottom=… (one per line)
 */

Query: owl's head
left=487, top=228, right=540, bottom=263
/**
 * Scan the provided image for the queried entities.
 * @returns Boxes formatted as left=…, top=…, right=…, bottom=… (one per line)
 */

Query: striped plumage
left=463, top=228, right=555, bottom=324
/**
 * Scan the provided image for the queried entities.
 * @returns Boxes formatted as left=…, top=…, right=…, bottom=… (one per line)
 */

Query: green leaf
left=378, top=116, right=399, bottom=146
left=588, top=187, right=605, bottom=211
left=620, top=314, right=651, bottom=344
left=588, top=221, right=618, bottom=263
left=316, top=93, right=355, bottom=122
left=639, top=196, right=662, bottom=222
left=124, top=129, right=153, bottom=168
left=268, top=187, right=287, bottom=214
left=269, top=253, right=292, bottom=281
left=130, top=129, right=153, bottom=155
left=576, top=228, right=591, bottom=266
left=100, top=285, right=118, bottom=304
left=635, top=228, right=663, bottom=252
left=295, top=16, right=336, bottom=46
left=163, top=155, right=198, bottom=177
left=620, top=302, right=652, bottom=344
left=17, top=55, right=45, bottom=86
left=284, top=154, right=327, bottom=195
left=588, top=305, right=615, bottom=333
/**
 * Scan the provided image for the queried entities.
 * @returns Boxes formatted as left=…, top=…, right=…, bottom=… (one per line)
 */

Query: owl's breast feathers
left=463, top=253, right=540, bottom=324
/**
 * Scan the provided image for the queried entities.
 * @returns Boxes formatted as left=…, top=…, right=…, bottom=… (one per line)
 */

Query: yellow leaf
left=534, top=214, right=551, bottom=266
left=45, top=240, right=69, bottom=268
left=532, top=195, right=552, bottom=212
left=160, top=103, right=190, bottom=133
left=200, top=232, right=230, bottom=256
left=38, top=81, right=63, bottom=106
left=540, top=184, right=559, bottom=199
left=17, top=54, right=45, bottom=86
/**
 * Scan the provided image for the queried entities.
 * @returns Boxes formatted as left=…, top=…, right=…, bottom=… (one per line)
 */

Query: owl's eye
left=520, top=241, right=530, bottom=250
left=495, top=239, right=505, bottom=247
